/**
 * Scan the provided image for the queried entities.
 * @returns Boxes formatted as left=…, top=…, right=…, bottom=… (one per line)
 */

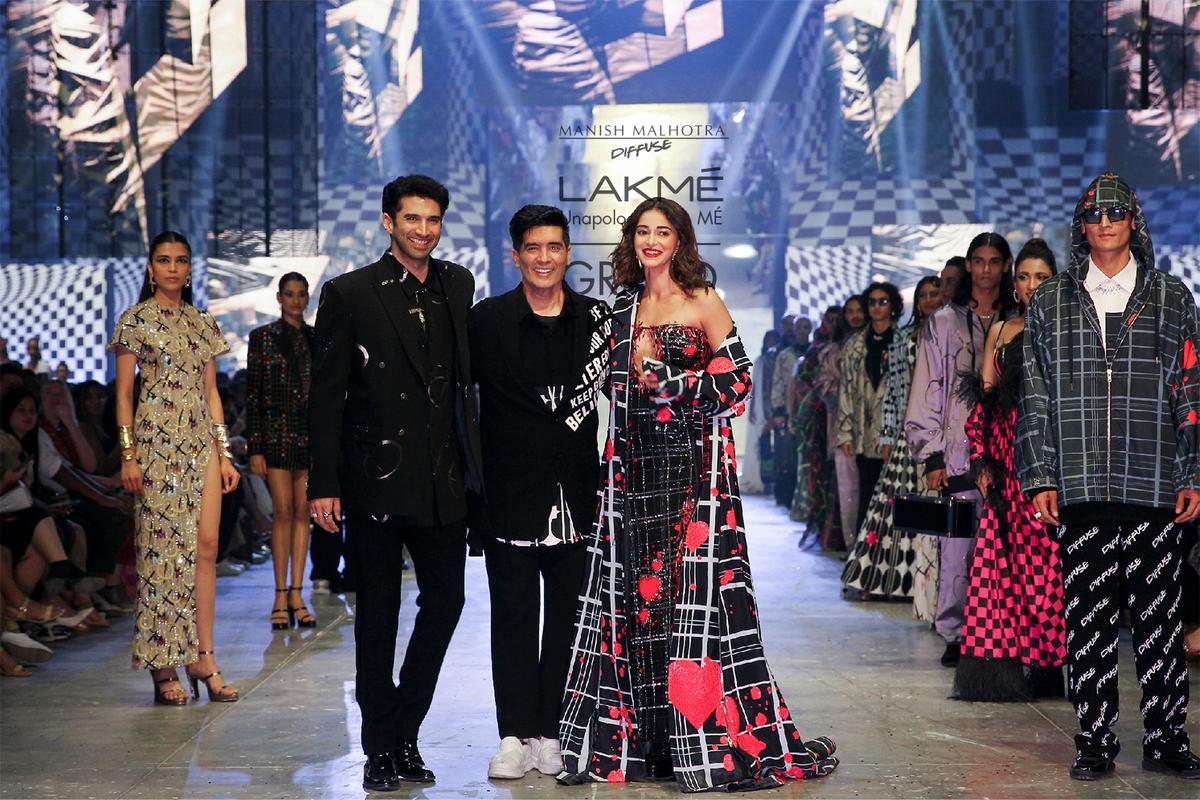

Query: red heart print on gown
left=668, top=657, right=722, bottom=730
left=685, top=520, right=710, bottom=552
left=638, top=575, right=661, bottom=602
left=707, top=356, right=736, bottom=374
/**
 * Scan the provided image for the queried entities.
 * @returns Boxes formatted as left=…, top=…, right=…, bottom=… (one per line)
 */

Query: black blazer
left=469, top=284, right=611, bottom=541
left=308, top=252, right=483, bottom=522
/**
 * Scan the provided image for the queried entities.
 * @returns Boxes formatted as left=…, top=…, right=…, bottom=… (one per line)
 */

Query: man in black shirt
left=308, top=175, right=483, bottom=791
left=468, top=205, right=611, bottom=780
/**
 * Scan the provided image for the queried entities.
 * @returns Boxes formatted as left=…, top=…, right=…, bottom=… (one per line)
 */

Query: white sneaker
left=1, top=631, right=53, bottom=663
left=535, top=737, right=563, bottom=775
left=311, top=579, right=330, bottom=596
left=487, top=736, right=535, bottom=779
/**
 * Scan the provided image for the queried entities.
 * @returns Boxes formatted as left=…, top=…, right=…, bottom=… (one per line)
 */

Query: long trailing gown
left=558, top=289, right=838, bottom=792
left=789, top=338, right=838, bottom=547
left=108, top=299, right=229, bottom=669
left=841, top=323, right=922, bottom=598
left=952, top=329, right=1066, bottom=700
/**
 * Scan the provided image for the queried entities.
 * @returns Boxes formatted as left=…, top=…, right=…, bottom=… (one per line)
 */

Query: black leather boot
left=363, top=752, right=400, bottom=792
left=394, top=739, right=436, bottom=782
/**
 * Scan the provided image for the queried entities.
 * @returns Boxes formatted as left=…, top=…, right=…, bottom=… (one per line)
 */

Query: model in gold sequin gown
left=108, top=299, right=229, bottom=669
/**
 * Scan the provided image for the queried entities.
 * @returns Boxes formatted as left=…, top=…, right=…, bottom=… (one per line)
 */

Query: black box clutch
left=893, top=494, right=977, bottom=538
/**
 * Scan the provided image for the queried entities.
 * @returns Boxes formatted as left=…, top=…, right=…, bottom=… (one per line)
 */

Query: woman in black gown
left=558, top=198, right=838, bottom=792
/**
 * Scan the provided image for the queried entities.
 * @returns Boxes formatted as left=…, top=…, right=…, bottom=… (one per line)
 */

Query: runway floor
left=1, top=494, right=1197, bottom=799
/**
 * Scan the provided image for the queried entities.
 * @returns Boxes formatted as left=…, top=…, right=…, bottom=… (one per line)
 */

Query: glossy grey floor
left=1, top=494, right=1197, bottom=799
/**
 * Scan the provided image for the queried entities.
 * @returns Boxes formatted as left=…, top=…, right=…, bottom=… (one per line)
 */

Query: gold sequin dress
left=108, top=299, right=229, bottom=669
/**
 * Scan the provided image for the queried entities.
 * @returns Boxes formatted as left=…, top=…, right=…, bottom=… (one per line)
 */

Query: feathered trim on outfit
left=951, top=654, right=1033, bottom=703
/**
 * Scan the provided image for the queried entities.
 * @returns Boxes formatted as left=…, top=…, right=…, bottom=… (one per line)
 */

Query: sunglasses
left=867, top=297, right=890, bottom=306
left=1082, top=206, right=1130, bottom=224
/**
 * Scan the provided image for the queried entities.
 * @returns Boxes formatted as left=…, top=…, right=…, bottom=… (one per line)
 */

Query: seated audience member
left=1, top=363, right=26, bottom=397
left=3, top=400, right=92, bottom=628
left=75, top=380, right=121, bottom=476
left=0, top=549, right=55, bottom=676
left=19, top=387, right=131, bottom=608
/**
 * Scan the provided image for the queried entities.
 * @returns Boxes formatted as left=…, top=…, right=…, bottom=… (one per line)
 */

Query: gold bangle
left=120, top=450, right=135, bottom=462
left=117, top=425, right=135, bottom=451
left=213, top=423, right=233, bottom=459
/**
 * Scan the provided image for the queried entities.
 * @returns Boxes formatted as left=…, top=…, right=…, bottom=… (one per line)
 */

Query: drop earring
left=149, top=274, right=156, bottom=291
left=186, top=274, right=192, bottom=287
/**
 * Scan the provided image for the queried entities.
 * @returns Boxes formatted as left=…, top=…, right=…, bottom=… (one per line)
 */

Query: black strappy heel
left=288, top=586, right=317, bottom=628
left=271, top=588, right=290, bottom=630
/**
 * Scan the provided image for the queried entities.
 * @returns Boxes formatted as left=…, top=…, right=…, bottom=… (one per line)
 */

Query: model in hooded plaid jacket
left=1017, top=172, right=1200, bottom=781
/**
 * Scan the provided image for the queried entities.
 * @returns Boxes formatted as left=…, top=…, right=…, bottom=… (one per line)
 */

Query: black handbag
left=893, top=493, right=977, bottom=538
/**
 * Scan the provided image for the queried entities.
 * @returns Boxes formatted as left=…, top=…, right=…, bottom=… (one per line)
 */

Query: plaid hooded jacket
left=1016, top=173, right=1200, bottom=509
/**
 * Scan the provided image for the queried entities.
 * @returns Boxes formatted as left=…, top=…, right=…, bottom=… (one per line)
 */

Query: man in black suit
left=308, top=175, right=483, bottom=791
left=468, top=205, right=611, bottom=780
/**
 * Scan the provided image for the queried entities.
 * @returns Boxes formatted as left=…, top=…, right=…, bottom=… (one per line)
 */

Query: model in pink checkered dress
left=953, top=314, right=1066, bottom=702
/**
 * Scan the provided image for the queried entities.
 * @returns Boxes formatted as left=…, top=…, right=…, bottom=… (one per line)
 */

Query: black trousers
left=347, top=512, right=466, bottom=755
left=309, top=522, right=344, bottom=581
left=773, top=429, right=797, bottom=507
left=855, top=455, right=884, bottom=534
left=72, top=497, right=129, bottom=575
left=1058, top=505, right=1190, bottom=760
left=484, top=539, right=586, bottom=740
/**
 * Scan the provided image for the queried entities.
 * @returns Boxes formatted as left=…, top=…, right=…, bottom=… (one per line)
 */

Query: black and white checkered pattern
left=788, top=177, right=976, bottom=247
left=944, top=1, right=976, bottom=174
left=973, top=0, right=1014, bottom=82
left=438, top=245, right=490, bottom=304
left=1052, top=0, right=1071, bottom=80
left=975, top=125, right=1107, bottom=230
left=1159, top=245, right=1200, bottom=290
left=1135, top=186, right=1200, bottom=248
left=108, top=257, right=149, bottom=331
left=0, top=261, right=112, bottom=381
left=785, top=245, right=873, bottom=320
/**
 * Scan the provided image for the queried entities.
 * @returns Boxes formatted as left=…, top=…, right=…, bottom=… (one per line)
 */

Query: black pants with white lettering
left=1058, top=505, right=1190, bottom=760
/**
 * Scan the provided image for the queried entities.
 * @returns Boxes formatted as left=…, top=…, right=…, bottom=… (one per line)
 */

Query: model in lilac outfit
left=904, top=304, right=985, bottom=646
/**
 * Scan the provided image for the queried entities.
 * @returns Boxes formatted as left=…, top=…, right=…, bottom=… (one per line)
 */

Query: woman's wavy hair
left=863, top=281, right=903, bottom=321
left=137, top=231, right=194, bottom=304
left=611, top=197, right=710, bottom=294
left=911, top=275, right=941, bottom=328
left=953, top=232, right=1018, bottom=320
